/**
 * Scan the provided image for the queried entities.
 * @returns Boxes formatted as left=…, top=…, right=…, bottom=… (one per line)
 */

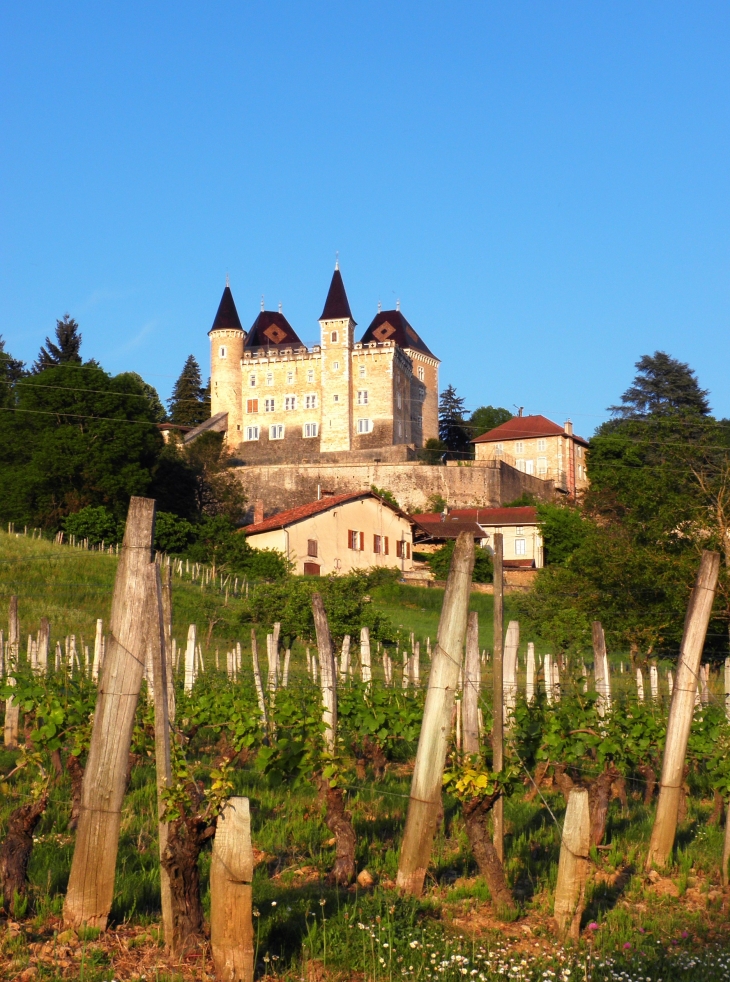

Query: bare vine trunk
left=160, top=815, right=215, bottom=951
left=0, top=792, right=49, bottom=914
left=319, top=781, right=356, bottom=886
left=462, top=796, right=514, bottom=913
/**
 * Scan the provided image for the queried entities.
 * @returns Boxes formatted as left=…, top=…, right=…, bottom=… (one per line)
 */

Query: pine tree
left=168, top=355, right=207, bottom=425
left=609, top=351, right=710, bottom=418
left=0, top=337, right=25, bottom=407
left=33, top=314, right=82, bottom=372
left=438, top=384, right=470, bottom=454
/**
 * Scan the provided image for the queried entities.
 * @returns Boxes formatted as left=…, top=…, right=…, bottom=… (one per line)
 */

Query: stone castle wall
left=233, top=459, right=551, bottom=520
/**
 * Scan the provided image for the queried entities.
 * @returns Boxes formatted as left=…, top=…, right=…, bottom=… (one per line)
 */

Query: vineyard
left=1, top=507, right=730, bottom=982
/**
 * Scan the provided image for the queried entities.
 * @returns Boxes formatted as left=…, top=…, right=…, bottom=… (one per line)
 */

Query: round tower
left=208, top=281, right=245, bottom=446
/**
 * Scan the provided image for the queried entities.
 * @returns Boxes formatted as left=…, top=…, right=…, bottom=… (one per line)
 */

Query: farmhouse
left=414, top=506, right=544, bottom=568
left=208, top=264, right=440, bottom=461
left=243, top=490, right=415, bottom=576
left=472, top=411, right=589, bottom=496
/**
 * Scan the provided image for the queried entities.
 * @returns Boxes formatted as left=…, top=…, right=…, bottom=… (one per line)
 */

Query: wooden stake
left=210, top=797, right=254, bottom=982
left=492, top=533, right=504, bottom=863
left=591, top=622, right=611, bottom=716
left=63, top=497, right=156, bottom=930
left=650, top=664, right=659, bottom=701
left=636, top=668, right=645, bottom=702
left=526, top=642, right=535, bottom=704
left=92, top=619, right=103, bottom=681
left=250, top=631, right=267, bottom=727
left=312, top=593, right=337, bottom=752
left=463, top=611, right=480, bottom=754
left=4, top=596, right=19, bottom=748
left=184, top=625, right=196, bottom=693
left=339, top=635, right=351, bottom=682
left=360, top=627, right=371, bottom=684
left=646, top=550, right=720, bottom=869
left=396, top=531, right=474, bottom=896
left=554, top=788, right=590, bottom=939
left=544, top=653, right=553, bottom=705
left=282, top=649, right=291, bottom=687
left=503, top=620, right=519, bottom=726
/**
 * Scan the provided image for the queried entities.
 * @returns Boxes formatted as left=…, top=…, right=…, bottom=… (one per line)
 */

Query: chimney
left=564, top=420, right=573, bottom=436
left=254, top=499, right=264, bottom=524
left=518, top=407, right=524, bottom=417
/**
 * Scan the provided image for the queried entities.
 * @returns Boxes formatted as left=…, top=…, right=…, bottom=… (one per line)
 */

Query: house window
left=577, top=445, right=583, bottom=458
left=357, top=418, right=373, bottom=434
left=331, top=331, right=338, bottom=342
left=266, top=372, right=274, bottom=385
left=517, top=460, right=525, bottom=473
left=219, top=345, right=227, bottom=359
left=307, top=539, right=318, bottom=558
left=495, top=443, right=504, bottom=457
left=357, top=390, right=368, bottom=405
left=359, top=365, right=366, bottom=378
left=373, top=534, right=381, bottom=554
left=245, top=426, right=259, bottom=441
left=305, top=394, right=317, bottom=409
left=417, top=366, right=425, bottom=381
left=303, top=422, right=318, bottom=438
left=537, top=439, right=546, bottom=452
left=383, top=536, right=389, bottom=555
left=333, top=361, right=340, bottom=370
left=269, top=424, right=284, bottom=440
left=333, top=394, right=339, bottom=403
left=515, top=441, right=524, bottom=454
left=287, top=371, right=294, bottom=384
left=525, top=460, right=534, bottom=475
left=516, top=527, right=524, bottom=536
left=537, top=456, right=547, bottom=475
left=249, top=374, right=257, bottom=388
left=396, top=540, right=411, bottom=559
left=285, top=396, right=296, bottom=411
left=264, top=398, right=275, bottom=412
left=246, top=399, right=259, bottom=414
left=348, top=530, right=364, bottom=551
left=515, top=538, right=526, bottom=556
left=307, top=369, right=314, bottom=384
left=577, top=463, right=584, bottom=480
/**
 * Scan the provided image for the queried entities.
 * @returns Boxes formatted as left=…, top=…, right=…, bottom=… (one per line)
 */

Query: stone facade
left=235, top=459, right=551, bottom=521
left=208, top=266, right=440, bottom=460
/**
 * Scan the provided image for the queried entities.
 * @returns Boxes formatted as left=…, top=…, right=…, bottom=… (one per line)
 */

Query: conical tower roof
left=319, top=265, right=356, bottom=323
left=359, top=309, right=437, bottom=359
left=209, top=285, right=244, bottom=333
left=244, top=310, right=303, bottom=350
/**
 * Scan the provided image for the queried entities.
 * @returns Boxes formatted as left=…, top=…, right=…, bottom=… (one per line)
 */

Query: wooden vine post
left=462, top=611, right=480, bottom=754
left=4, top=596, right=20, bottom=749
left=210, top=797, right=254, bottom=982
left=554, top=788, right=590, bottom=939
left=646, top=550, right=720, bottom=870
left=63, top=497, right=156, bottom=930
left=360, top=626, right=372, bottom=684
left=492, top=532, right=505, bottom=863
left=396, top=531, right=474, bottom=896
left=503, top=620, right=519, bottom=726
left=312, top=593, right=337, bottom=751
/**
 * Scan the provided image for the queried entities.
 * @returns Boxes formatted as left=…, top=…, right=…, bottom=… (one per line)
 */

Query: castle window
left=515, top=538, right=526, bottom=556
left=266, top=372, right=274, bottom=385
left=219, top=346, right=227, bottom=359
left=417, top=366, right=424, bottom=381
left=307, top=369, right=314, bottom=384
left=305, top=394, right=317, bottom=409
left=333, top=394, right=339, bottom=403
left=357, top=418, right=373, bottom=434
left=333, top=361, right=339, bottom=370
left=577, top=445, right=583, bottom=458
left=285, top=396, right=296, bottom=411
left=246, top=399, right=259, bottom=414
left=269, top=424, right=284, bottom=440
left=515, top=441, right=524, bottom=454
left=264, top=398, right=275, bottom=412
left=245, top=425, right=259, bottom=441
left=331, top=331, right=338, bottom=343
left=303, top=422, right=318, bottom=438
left=287, top=371, right=294, bottom=384
left=537, top=438, right=547, bottom=452
left=397, top=391, right=402, bottom=409
left=249, top=374, right=257, bottom=387
left=396, top=421, right=402, bottom=438
left=357, top=390, right=368, bottom=405
left=359, top=365, right=366, bottom=378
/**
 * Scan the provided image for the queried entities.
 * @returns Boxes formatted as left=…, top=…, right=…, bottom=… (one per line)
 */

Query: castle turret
left=208, top=282, right=245, bottom=445
left=318, top=263, right=356, bottom=453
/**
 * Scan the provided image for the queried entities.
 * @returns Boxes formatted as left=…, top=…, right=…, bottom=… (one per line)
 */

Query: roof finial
left=377, top=300, right=381, bottom=313
left=335, top=251, right=339, bottom=271
left=226, top=272, right=230, bottom=288
left=278, top=302, right=282, bottom=313
left=396, top=298, right=400, bottom=311
left=261, top=295, right=265, bottom=312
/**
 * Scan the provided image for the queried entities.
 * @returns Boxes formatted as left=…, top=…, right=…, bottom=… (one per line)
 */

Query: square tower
left=318, top=264, right=356, bottom=453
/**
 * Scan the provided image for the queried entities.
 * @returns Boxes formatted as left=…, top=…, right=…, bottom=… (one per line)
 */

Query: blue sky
left=1, top=2, right=728, bottom=435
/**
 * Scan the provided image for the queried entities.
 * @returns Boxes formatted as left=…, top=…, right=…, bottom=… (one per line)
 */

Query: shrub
left=63, top=505, right=121, bottom=545
left=427, top=540, right=493, bottom=583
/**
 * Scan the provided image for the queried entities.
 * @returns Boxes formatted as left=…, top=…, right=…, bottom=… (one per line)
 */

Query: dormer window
left=331, top=331, right=338, bottom=343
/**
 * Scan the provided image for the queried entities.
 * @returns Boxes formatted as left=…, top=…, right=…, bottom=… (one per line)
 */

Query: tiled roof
left=209, top=285, right=244, bottom=333
left=243, top=490, right=408, bottom=535
left=359, top=310, right=437, bottom=359
left=412, top=519, right=486, bottom=541
left=320, top=267, right=355, bottom=322
left=472, top=414, right=588, bottom=447
left=415, top=506, right=538, bottom=527
left=244, top=310, right=303, bottom=350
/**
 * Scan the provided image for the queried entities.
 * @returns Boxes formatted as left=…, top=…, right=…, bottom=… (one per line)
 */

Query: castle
left=209, top=265, right=440, bottom=461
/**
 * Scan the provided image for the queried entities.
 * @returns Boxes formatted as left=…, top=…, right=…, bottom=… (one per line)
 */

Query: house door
left=303, top=562, right=320, bottom=576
